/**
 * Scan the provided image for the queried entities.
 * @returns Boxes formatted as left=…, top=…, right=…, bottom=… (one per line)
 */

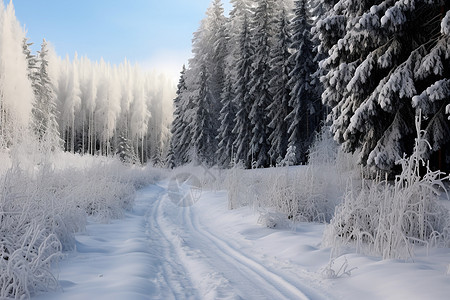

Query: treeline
left=169, top=0, right=450, bottom=174
left=0, top=1, right=173, bottom=164
left=169, top=0, right=323, bottom=168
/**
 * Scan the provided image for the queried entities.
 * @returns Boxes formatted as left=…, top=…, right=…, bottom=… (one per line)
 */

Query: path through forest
left=33, top=182, right=330, bottom=300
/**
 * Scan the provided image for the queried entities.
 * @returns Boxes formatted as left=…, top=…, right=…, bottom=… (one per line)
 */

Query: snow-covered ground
left=33, top=180, right=450, bottom=300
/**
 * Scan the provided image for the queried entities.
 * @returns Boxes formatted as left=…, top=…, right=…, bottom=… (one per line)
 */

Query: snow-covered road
left=34, top=182, right=450, bottom=300
left=34, top=183, right=330, bottom=300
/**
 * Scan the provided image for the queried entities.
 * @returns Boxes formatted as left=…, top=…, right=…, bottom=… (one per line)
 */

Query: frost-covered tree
left=48, top=53, right=172, bottom=163
left=129, top=68, right=150, bottom=163
left=56, top=55, right=81, bottom=153
left=23, top=38, right=39, bottom=94
left=95, top=60, right=121, bottom=156
left=0, top=2, right=173, bottom=163
left=77, top=56, right=97, bottom=155
left=32, top=39, right=61, bottom=150
left=267, top=4, right=293, bottom=164
left=0, top=1, right=34, bottom=148
left=287, top=0, right=323, bottom=164
left=248, top=0, right=277, bottom=167
left=317, top=0, right=450, bottom=173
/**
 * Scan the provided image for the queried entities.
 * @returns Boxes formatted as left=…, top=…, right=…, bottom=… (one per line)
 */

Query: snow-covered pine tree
left=188, top=0, right=228, bottom=166
left=207, top=0, right=228, bottom=124
left=33, top=39, right=61, bottom=151
left=309, top=0, right=338, bottom=109
left=116, top=133, right=137, bottom=164
left=217, top=0, right=253, bottom=167
left=231, top=1, right=254, bottom=168
left=267, top=3, right=293, bottom=164
left=169, top=65, right=191, bottom=167
left=412, top=7, right=450, bottom=168
left=287, top=0, right=323, bottom=164
left=216, top=7, right=236, bottom=167
left=188, top=23, right=212, bottom=165
left=317, top=0, right=450, bottom=173
left=216, top=45, right=236, bottom=166
left=248, top=0, right=277, bottom=168
left=191, top=63, right=216, bottom=165
left=23, top=38, right=39, bottom=95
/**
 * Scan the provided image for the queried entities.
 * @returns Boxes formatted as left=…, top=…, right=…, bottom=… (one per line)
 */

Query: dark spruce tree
left=231, top=5, right=254, bottom=168
left=216, top=8, right=236, bottom=167
left=168, top=65, right=190, bottom=167
left=247, top=0, right=277, bottom=168
left=287, top=0, right=323, bottom=164
left=317, top=0, right=450, bottom=174
left=267, top=5, right=293, bottom=165
left=188, top=0, right=228, bottom=166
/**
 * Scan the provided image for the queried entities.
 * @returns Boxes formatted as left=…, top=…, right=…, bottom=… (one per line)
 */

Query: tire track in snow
left=144, top=184, right=198, bottom=300
left=156, top=190, right=243, bottom=299
left=181, top=203, right=311, bottom=300
left=191, top=204, right=330, bottom=299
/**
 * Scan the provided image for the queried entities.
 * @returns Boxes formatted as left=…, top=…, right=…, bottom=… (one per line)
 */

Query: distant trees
left=0, top=1, right=173, bottom=164
left=50, top=56, right=172, bottom=163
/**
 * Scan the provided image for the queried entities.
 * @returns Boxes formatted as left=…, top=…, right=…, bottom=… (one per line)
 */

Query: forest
left=169, top=0, right=450, bottom=174
left=1, top=0, right=450, bottom=299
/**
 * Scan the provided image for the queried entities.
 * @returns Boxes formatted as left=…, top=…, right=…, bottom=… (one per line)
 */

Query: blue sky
left=11, top=0, right=230, bottom=80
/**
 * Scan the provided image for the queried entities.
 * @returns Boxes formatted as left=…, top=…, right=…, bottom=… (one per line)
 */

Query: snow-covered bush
left=224, top=160, right=264, bottom=210
left=223, top=127, right=355, bottom=225
left=324, top=116, right=450, bottom=259
left=257, top=211, right=289, bottom=229
left=0, top=150, right=163, bottom=299
left=0, top=168, right=62, bottom=299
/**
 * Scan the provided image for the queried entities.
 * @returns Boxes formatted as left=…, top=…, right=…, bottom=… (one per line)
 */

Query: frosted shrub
left=0, top=153, right=161, bottom=298
left=225, top=162, right=264, bottom=210
left=0, top=169, right=62, bottom=299
left=257, top=211, right=289, bottom=229
left=324, top=116, right=450, bottom=259
left=264, top=165, right=341, bottom=224
left=308, top=126, right=338, bottom=167
left=224, top=127, right=351, bottom=226
left=267, top=127, right=350, bottom=224
left=226, top=163, right=243, bottom=210
left=68, top=164, right=135, bottom=222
